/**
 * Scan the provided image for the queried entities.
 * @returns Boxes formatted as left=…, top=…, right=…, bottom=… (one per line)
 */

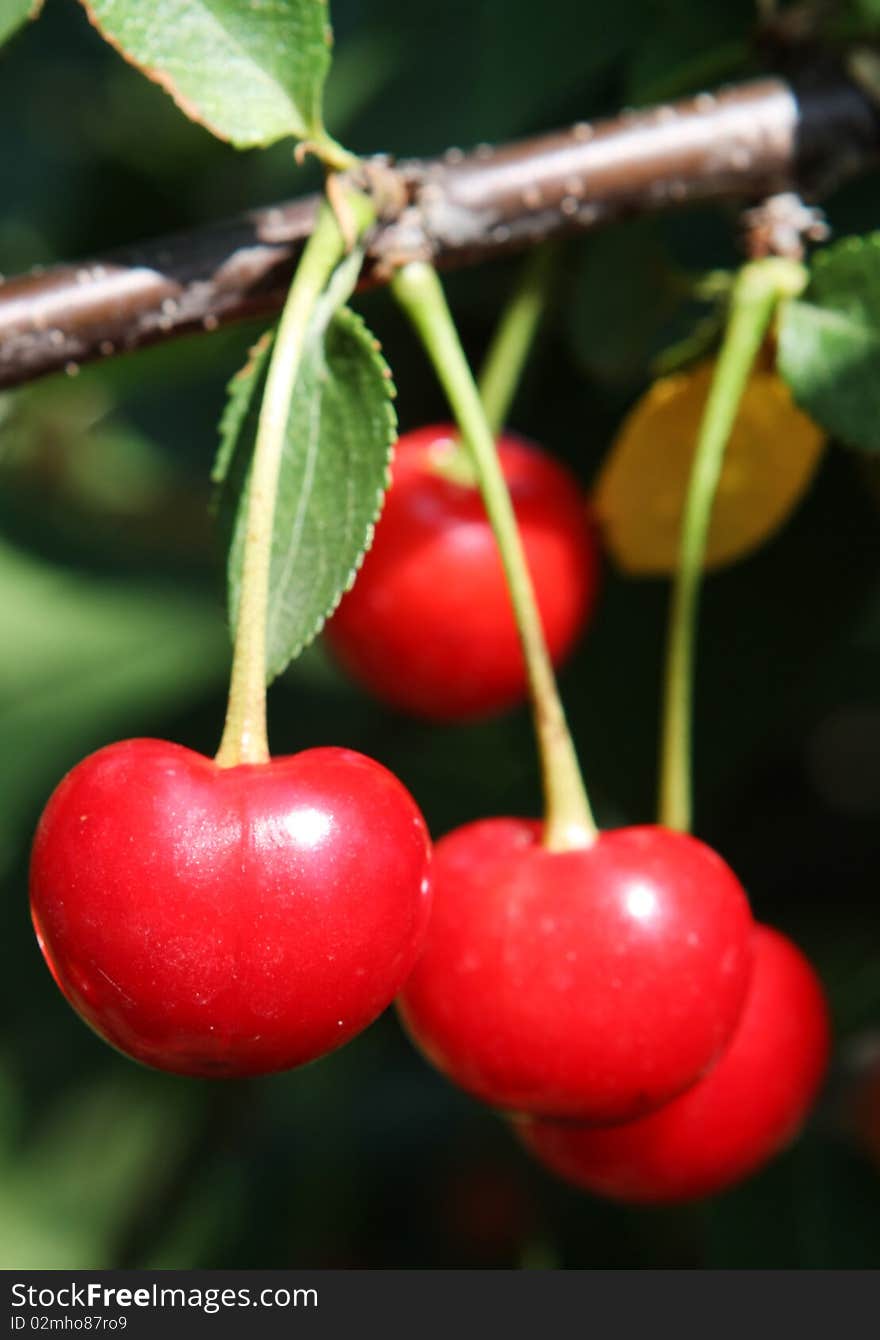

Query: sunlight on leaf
left=80, top=0, right=334, bottom=147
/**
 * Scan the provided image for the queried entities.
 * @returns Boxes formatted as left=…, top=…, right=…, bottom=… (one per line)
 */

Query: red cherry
left=515, top=925, right=830, bottom=1203
left=396, top=818, right=753, bottom=1122
left=30, top=738, right=432, bottom=1078
left=325, top=424, right=599, bottom=720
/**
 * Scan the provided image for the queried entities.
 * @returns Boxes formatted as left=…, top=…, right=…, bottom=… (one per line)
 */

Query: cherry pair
left=397, top=820, right=830, bottom=1202
left=514, top=924, right=830, bottom=1203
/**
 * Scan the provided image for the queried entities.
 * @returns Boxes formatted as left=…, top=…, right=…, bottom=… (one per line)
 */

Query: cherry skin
left=396, top=819, right=754, bottom=1122
left=30, top=738, right=432, bottom=1078
left=515, top=925, right=830, bottom=1203
left=325, top=424, right=600, bottom=721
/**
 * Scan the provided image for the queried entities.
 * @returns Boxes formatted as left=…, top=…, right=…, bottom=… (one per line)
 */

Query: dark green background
left=1, top=0, right=879, bottom=1268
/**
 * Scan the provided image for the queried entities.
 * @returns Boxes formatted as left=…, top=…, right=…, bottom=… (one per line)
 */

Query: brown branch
left=1, top=71, right=878, bottom=389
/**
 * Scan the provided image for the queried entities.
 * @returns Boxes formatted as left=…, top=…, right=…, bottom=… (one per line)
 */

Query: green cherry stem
left=392, top=261, right=598, bottom=851
left=478, top=245, right=558, bottom=438
left=307, top=133, right=361, bottom=174
left=658, top=256, right=807, bottom=831
left=216, top=188, right=375, bottom=769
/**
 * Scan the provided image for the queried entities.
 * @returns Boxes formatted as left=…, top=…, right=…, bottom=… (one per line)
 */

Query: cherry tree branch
left=1, top=70, right=878, bottom=389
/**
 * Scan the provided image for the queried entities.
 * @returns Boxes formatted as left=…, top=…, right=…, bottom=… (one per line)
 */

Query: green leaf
left=779, top=233, right=880, bottom=452
left=0, top=0, right=42, bottom=48
left=80, top=0, right=334, bottom=147
left=217, top=302, right=396, bottom=681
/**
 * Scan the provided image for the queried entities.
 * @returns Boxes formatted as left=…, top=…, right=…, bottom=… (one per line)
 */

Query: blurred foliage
left=83, top=0, right=336, bottom=149
left=568, top=220, right=721, bottom=388
left=1, top=0, right=879, bottom=1270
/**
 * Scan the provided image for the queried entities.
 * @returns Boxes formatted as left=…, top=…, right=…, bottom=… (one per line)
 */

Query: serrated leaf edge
left=808, top=231, right=880, bottom=282
left=280, top=304, right=397, bottom=662
left=212, top=329, right=275, bottom=489
left=78, top=0, right=324, bottom=148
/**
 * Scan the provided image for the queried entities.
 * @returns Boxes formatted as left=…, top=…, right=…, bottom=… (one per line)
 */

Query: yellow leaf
left=594, top=359, right=827, bottom=575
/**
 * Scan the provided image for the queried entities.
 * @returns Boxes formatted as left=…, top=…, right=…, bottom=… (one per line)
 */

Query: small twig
left=0, top=70, right=877, bottom=389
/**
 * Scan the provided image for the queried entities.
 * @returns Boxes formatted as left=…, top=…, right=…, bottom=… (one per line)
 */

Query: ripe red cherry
left=396, top=818, right=753, bottom=1122
left=30, top=738, right=432, bottom=1078
left=325, top=424, right=599, bottom=721
left=515, top=925, right=830, bottom=1203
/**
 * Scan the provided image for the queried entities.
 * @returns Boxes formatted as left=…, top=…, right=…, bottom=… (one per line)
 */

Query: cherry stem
left=658, top=256, right=807, bottom=831
left=216, top=186, right=375, bottom=769
left=425, top=243, right=557, bottom=490
left=294, top=128, right=361, bottom=175
left=429, top=247, right=558, bottom=491
left=478, top=245, right=558, bottom=438
left=392, top=261, right=598, bottom=851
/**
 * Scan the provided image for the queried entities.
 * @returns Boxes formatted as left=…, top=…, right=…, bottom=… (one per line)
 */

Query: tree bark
left=1, top=71, right=877, bottom=389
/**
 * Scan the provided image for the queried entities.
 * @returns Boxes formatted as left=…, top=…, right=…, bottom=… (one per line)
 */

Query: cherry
left=30, top=738, right=432, bottom=1078
left=515, top=925, right=830, bottom=1203
left=325, top=424, right=599, bottom=721
left=396, top=818, right=753, bottom=1122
